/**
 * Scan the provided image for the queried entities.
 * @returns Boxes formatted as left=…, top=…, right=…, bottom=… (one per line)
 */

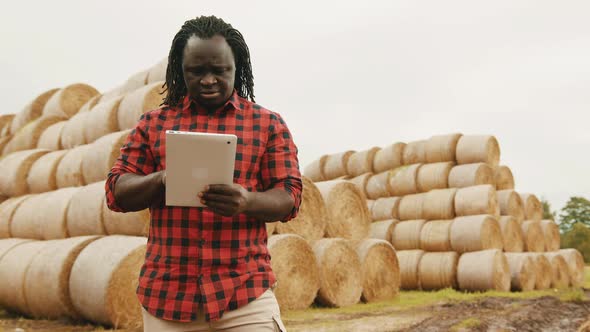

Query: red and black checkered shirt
left=105, top=91, right=302, bottom=322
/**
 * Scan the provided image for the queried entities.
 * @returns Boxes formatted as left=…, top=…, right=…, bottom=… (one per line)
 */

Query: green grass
left=584, top=266, right=590, bottom=288
left=450, top=318, right=482, bottom=332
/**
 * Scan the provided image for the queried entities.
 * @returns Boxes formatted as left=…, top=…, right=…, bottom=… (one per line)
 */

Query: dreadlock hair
left=162, top=15, right=255, bottom=107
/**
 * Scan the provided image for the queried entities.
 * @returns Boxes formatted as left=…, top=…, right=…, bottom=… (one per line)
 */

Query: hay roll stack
left=83, top=97, right=124, bottom=144
left=369, top=219, right=398, bottom=243
left=268, top=234, right=320, bottom=310
left=423, top=188, right=457, bottom=220
left=420, top=220, right=453, bottom=252
left=396, top=249, right=425, bottom=290
left=416, top=162, right=454, bottom=193
left=37, top=120, right=66, bottom=150
left=494, top=165, right=515, bottom=190
left=0, top=114, right=14, bottom=137
left=82, top=130, right=130, bottom=184
left=389, top=164, right=422, bottom=197
left=521, top=220, right=545, bottom=252
left=497, top=190, right=525, bottom=223
left=276, top=177, right=328, bottom=243
left=355, top=239, right=400, bottom=302
left=322, top=151, right=355, bottom=181
left=497, top=216, right=524, bottom=252
left=448, top=163, right=495, bottom=189
left=543, top=253, right=570, bottom=289
left=347, top=173, right=372, bottom=197
left=365, top=171, right=391, bottom=200
left=402, top=140, right=426, bottom=165
left=0, top=148, right=49, bottom=196
left=10, top=88, right=59, bottom=135
left=77, top=94, right=101, bottom=113
left=69, top=235, right=147, bottom=328
left=557, top=249, right=585, bottom=287
left=457, top=249, right=510, bottom=292
left=24, top=236, right=101, bottom=319
left=370, top=196, right=401, bottom=221
left=527, top=253, right=552, bottom=290
left=26, top=150, right=68, bottom=194
left=450, top=215, right=503, bottom=253
left=373, top=142, right=405, bottom=173
left=56, top=144, right=92, bottom=188
left=398, top=194, right=426, bottom=221
left=391, top=219, right=425, bottom=250
left=454, top=185, right=498, bottom=217
left=313, top=238, right=363, bottom=307
left=347, top=147, right=380, bottom=177
left=303, top=155, right=327, bottom=182
left=0, top=238, right=33, bottom=260
left=0, top=195, right=31, bottom=238
left=67, top=182, right=107, bottom=236
left=146, top=58, right=167, bottom=83
left=539, top=220, right=560, bottom=252
left=425, top=133, right=463, bottom=163
left=42, top=83, right=100, bottom=119
left=504, top=253, right=536, bottom=291
left=117, top=82, right=167, bottom=131
left=520, top=193, right=543, bottom=221
left=103, top=204, right=150, bottom=237
left=61, top=112, right=91, bottom=149
left=3, top=116, right=63, bottom=154
left=418, top=252, right=459, bottom=290
left=314, top=180, right=370, bottom=242
left=455, top=135, right=500, bottom=166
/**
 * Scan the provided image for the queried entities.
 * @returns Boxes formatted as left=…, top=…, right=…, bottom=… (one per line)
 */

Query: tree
left=558, top=196, right=590, bottom=233
left=561, top=222, right=590, bottom=262
left=540, top=198, right=556, bottom=221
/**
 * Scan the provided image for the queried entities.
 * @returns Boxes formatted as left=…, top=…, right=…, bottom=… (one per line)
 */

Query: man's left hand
left=199, top=184, right=251, bottom=216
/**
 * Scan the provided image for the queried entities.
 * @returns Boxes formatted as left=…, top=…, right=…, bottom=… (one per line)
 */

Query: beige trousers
left=142, top=289, right=287, bottom=332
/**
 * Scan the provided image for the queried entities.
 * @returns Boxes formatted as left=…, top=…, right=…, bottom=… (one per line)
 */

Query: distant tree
left=540, top=198, right=556, bottom=221
left=561, top=222, right=590, bottom=262
left=558, top=196, right=590, bottom=233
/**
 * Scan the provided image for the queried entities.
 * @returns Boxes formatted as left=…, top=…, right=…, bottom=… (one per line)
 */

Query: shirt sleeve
left=259, top=113, right=303, bottom=222
left=105, top=112, right=156, bottom=212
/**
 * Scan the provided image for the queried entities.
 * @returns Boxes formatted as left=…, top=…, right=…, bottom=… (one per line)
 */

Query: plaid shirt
left=105, top=91, right=302, bottom=322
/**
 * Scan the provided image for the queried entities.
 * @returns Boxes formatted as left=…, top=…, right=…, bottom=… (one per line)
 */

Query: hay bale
left=323, top=151, right=355, bottom=180
left=498, top=216, right=524, bottom=252
left=396, top=249, right=425, bottom=290
left=497, top=190, right=525, bottom=223
left=525, top=253, right=552, bottom=290
left=557, top=249, right=585, bottom=287
left=369, top=219, right=398, bottom=244
left=313, top=238, right=363, bottom=307
left=26, top=150, right=68, bottom=193
left=347, top=172, right=372, bottom=197
left=10, top=194, right=46, bottom=240
left=389, top=164, right=421, bottom=197
left=315, top=180, right=370, bottom=242
left=82, top=130, right=130, bottom=184
left=0, top=135, right=12, bottom=155
left=61, top=112, right=90, bottom=149
left=0, top=195, right=32, bottom=238
left=0, top=148, right=49, bottom=196
left=303, top=155, right=327, bottom=182
left=117, top=82, right=166, bottom=131
left=355, top=239, right=400, bottom=302
left=67, top=182, right=107, bottom=236
left=266, top=221, right=278, bottom=235
left=416, top=162, right=454, bottom=192
left=504, top=253, right=536, bottom=291
left=455, top=135, right=500, bottom=166
left=418, top=252, right=459, bottom=290
left=24, top=236, right=101, bottom=319
left=146, top=58, right=167, bottom=83
left=42, top=83, right=100, bottom=119
left=3, top=116, right=63, bottom=154
left=103, top=204, right=150, bottom=237
left=365, top=171, right=391, bottom=200
left=402, top=140, right=426, bottom=165
left=347, top=147, right=380, bottom=177
left=0, top=241, right=47, bottom=315
left=69, top=235, right=146, bottom=328
left=37, top=121, right=66, bottom=150
left=56, top=144, right=92, bottom=188
left=0, top=238, right=33, bottom=260
left=450, top=215, right=503, bottom=253
left=77, top=94, right=102, bottom=113
left=391, top=219, right=425, bottom=250
left=371, top=197, right=401, bottom=221
left=83, top=97, right=124, bottom=144
left=454, top=185, right=498, bottom=217
left=423, top=188, right=458, bottom=220
left=424, top=133, right=463, bottom=163
left=276, top=177, right=328, bottom=243
left=494, top=165, right=515, bottom=190
left=122, top=70, right=149, bottom=92
left=398, top=193, right=426, bottom=221
left=521, top=220, right=545, bottom=252
left=267, top=234, right=320, bottom=310
left=520, top=193, right=543, bottom=221
left=373, top=142, right=405, bottom=173
left=457, top=249, right=510, bottom=291
left=10, top=88, right=59, bottom=135
left=420, top=220, right=453, bottom=252
left=0, top=114, right=15, bottom=137
left=448, top=163, right=495, bottom=189
left=539, top=220, right=560, bottom=252
left=543, top=253, right=570, bottom=289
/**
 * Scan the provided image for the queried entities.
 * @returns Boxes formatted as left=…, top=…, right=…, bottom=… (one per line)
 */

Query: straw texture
left=365, top=171, right=391, bottom=200
left=0, top=196, right=32, bottom=238
left=102, top=205, right=150, bottom=237
left=303, top=155, right=327, bottom=182
left=0, top=148, right=49, bottom=196
left=497, top=190, right=525, bottom=223
left=10, top=88, right=59, bottom=135
left=37, top=120, right=66, bottom=150
left=372, top=142, right=405, bottom=173
left=61, top=111, right=90, bottom=149
left=398, top=194, right=426, bottom=221
left=425, top=133, right=463, bottom=163
left=117, top=82, right=166, bottom=131
left=26, top=150, right=68, bottom=194
left=389, top=164, right=421, bottom=197
left=391, top=219, right=426, bottom=250
left=82, top=130, right=130, bottom=184
left=369, top=219, right=398, bottom=243
left=416, top=162, right=454, bottom=192
left=457, top=249, right=510, bottom=292
left=355, top=239, right=400, bottom=302
left=448, top=163, right=495, bottom=189
left=56, top=144, right=92, bottom=188
left=3, top=116, right=63, bottom=154
left=396, top=249, right=425, bottom=290
left=402, top=140, right=426, bottom=165
left=420, top=220, right=453, bottom=252
left=557, top=249, right=584, bottom=287
left=370, top=197, right=401, bottom=221
left=543, top=253, right=570, bottom=289
left=42, top=83, right=100, bottom=119
left=494, top=165, right=515, bottom=190
left=347, top=173, right=372, bottom=197
left=323, top=151, right=355, bottom=180
left=539, top=220, right=560, bottom=252
left=423, top=188, right=457, bottom=220
left=83, top=96, right=124, bottom=144
left=67, top=181, right=107, bottom=236
left=418, top=251, right=459, bottom=290
left=526, top=253, right=552, bottom=290
left=454, top=185, right=498, bottom=217
left=346, top=147, right=380, bottom=177
left=520, top=193, right=543, bottom=221
left=521, top=220, right=545, bottom=252
left=504, top=253, right=536, bottom=291
left=497, top=216, right=524, bottom=252
left=455, top=135, right=500, bottom=166
left=450, top=215, right=503, bottom=253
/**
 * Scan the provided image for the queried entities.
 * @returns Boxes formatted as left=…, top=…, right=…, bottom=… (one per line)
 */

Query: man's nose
left=200, top=72, right=216, bottom=86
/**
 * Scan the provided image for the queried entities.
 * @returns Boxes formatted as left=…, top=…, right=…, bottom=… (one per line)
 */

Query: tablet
left=165, top=130, right=237, bottom=207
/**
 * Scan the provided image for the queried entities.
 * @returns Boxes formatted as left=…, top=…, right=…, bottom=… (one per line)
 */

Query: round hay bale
left=423, top=188, right=458, bottom=220
left=494, top=165, right=515, bottom=190
left=313, top=238, right=363, bottom=307
left=117, top=82, right=166, bottom=131
left=418, top=251, right=459, bottom=290
left=557, top=249, right=585, bottom=287
left=402, top=140, right=426, bottom=165
left=276, top=177, right=328, bottom=243
left=497, top=216, right=524, bottom=252
left=77, top=94, right=102, bottom=113
left=497, top=190, right=525, bottom=223
left=83, top=96, right=124, bottom=144
left=355, top=239, right=400, bottom=302
left=0, top=135, right=12, bottom=155
left=10, top=88, right=59, bottom=135
left=303, top=155, right=327, bottom=182
left=347, top=147, right=380, bottom=177
left=60, top=112, right=90, bottom=149
left=525, top=253, right=552, bottom=290
left=67, top=181, right=107, bottom=236
left=450, top=215, right=503, bottom=253
left=521, top=220, right=545, bottom=252
left=373, top=142, right=405, bottom=173
left=396, top=249, right=425, bottom=290
left=389, top=164, right=421, bottom=197
left=454, top=185, right=498, bottom=217
left=0, top=114, right=15, bottom=137
left=323, top=151, right=355, bottom=180
left=416, top=161, right=454, bottom=193
left=391, top=219, right=425, bottom=250
left=82, top=130, right=130, bottom=184
left=539, top=220, right=560, bottom=252
left=420, top=220, right=453, bottom=252
left=424, top=133, right=463, bottom=163
left=26, top=150, right=68, bottom=193
left=371, top=196, right=401, bottom=221
left=347, top=172, right=372, bottom=197
left=369, top=219, right=398, bottom=243
left=365, top=171, right=391, bottom=200
left=448, top=163, right=495, bottom=189
left=69, top=235, right=146, bottom=328
left=37, top=121, right=66, bottom=150
left=0, top=241, right=47, bottom=315
left=398, top=194, right=425, bottom=221
left=266, top=221, right=278, bottom=235
left=543, top=253, right=570, bottom=289
left=24, top=236, right=101, bottom=319
left=0, top=195, right=32, bottom=238
left=0, top=238, right=33, bottom=261
left=103, top=204, right=150, bottom=237
left=520, top=193, right=543, bottom=221
left=122, top=70, right=149, bottom=92
left=504, top=253, right=536, bottom=291
left=455, top=135, right=500, bottom=166
left=457, top=249, right=510, bottom=292
left=146, top=58, right=167, bottom=83
left=56, top=144, right=92, bottom=188
left=314, top=180, right=370, bottom=242
left=0, top=148, right=49, bottom=196
left=42, top=83, right=100, bottom=119
left=3, top=116, right=63, bottom=154
left=268, top=234, right=320, bottom=310
left=10, top=193, right=46, bottom=240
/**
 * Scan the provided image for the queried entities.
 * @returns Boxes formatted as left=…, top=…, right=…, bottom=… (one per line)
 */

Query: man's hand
left=199, top=184, right=251, bottom=216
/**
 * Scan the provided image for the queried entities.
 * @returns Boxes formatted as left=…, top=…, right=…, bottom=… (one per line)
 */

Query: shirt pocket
left=234, top=137, right=264, bottom=186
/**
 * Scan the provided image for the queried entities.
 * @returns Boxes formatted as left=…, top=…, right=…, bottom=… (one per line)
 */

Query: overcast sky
left=1, top=1, right=588, bottom=214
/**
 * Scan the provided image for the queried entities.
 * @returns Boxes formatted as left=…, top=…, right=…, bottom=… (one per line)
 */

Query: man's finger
left=206, top=184, right=236, bottom=195
left=200, top=192, right=235, bottom=203
left=204, top=200, right=235, bottom=216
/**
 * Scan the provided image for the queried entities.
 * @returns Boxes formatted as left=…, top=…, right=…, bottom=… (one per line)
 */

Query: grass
left=584, top=266, right=590, bottom=288
left=450, top=318, right=482, bottom=332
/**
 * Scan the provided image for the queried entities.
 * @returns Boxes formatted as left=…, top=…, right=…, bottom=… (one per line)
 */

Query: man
left=105, top=15, right=302, bottom=332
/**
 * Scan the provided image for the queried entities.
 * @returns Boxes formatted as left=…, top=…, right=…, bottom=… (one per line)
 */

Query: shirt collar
left=181, top=90, right=241, bottom=115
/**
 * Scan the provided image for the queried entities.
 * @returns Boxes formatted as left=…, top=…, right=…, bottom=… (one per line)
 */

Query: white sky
left=1, top=0, right=588, bottom=214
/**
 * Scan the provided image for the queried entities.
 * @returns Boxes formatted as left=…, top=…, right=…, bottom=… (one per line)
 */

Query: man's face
left=182, top=35, right=236, bottom=109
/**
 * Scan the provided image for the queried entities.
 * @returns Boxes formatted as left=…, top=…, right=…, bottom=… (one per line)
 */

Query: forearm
left=245, top=188, right=295, bottom=222
left=114, top=171, right=165, bottom=212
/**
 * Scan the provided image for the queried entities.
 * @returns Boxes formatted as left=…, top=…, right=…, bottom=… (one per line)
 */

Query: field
left=1, top=268, right=590, bottom=332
